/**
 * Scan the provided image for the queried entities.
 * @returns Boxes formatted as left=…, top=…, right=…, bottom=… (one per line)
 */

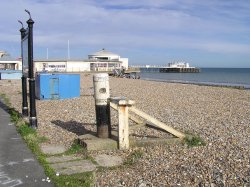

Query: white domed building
left=0, top=51, right=7, bottom=58
left=88, top=48, right=128, bottom=71
left=89, top=48, right=120, bottom=61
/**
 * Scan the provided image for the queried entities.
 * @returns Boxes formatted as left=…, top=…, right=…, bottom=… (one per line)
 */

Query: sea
left=139, top=68, right=250, bottom=89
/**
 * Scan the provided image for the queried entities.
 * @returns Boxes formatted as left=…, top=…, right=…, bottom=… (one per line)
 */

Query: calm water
left=140, top=68, right=250, bottom=89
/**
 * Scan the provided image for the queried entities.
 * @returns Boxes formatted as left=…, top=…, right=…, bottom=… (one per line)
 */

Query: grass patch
left=65, top=141, right=84, bottom=155
left=54, top=172, right=94, bottom=187
left=183, top=134, right=206, bottom=148
left=0, top=93, right=20, bottom=123
left=0, top=93, right=10, bottom=106
left=0, top=93, right=95, bottom=187
left=65, top=141, right=97, bottom=165
left=124, top=149, right=144, bottom=166
left=17, top=123, right=36, bottom=136
left=9, top=109, right=21, bottom=123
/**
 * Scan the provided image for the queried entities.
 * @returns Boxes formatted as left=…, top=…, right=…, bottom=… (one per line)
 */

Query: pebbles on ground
left=0, top=74, right=249, bottom=186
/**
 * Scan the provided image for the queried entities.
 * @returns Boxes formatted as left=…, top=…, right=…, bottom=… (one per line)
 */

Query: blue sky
left=0, top=0, right=250, bottom=67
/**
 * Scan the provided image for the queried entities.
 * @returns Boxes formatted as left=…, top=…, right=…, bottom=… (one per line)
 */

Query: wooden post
left=118, top=104, right=129, bottom=149
left=110, top=97, right=134, bottom=150
left=110, top=102, right=145, bottom=126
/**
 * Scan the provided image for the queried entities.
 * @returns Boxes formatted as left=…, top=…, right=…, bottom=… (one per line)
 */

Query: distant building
left=168, top=62, right=190, bottom=68
left=0, top=51, right=21, bottom=70
left=0, top=51, right=7, bottom=58
left=34, top=48, right=128, bottom=72
left=0, top=49, right=129, bottom=73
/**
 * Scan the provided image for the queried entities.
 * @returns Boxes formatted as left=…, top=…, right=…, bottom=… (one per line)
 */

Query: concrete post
left=93, top=73, right=111, bottom=138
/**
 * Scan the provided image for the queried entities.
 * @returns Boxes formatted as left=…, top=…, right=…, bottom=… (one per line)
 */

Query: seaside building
left=168, top=62, right=190, bottom=68
left=0, top=51, right=7, bottom=58
left=0, top=51, right=21, bottom=70
left=160, top=62, right=200, bottom=73
left=0, top=49, right=128, bottom=73
left=34, top=48, right=128, bottom=72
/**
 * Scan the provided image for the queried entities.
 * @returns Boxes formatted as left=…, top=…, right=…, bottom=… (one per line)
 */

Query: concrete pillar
left=93, top=73, right=111, bottom=138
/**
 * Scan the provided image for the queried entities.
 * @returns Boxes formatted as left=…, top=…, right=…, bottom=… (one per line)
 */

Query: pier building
left=132, top=62, right=200, bottom=73
left=160, top=62, right=200, bottom=73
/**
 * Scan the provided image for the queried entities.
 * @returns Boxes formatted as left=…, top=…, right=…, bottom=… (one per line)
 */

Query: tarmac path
left=0, top=99, right=53, bottom=187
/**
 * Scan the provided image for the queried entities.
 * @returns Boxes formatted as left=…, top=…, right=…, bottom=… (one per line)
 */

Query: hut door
left=49, top=77, right=59, bottom=99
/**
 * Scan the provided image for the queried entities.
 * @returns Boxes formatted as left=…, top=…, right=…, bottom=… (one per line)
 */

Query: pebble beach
left=0, top=73, right=249, bottom=186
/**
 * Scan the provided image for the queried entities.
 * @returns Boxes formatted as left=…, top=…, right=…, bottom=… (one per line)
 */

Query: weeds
left=65, top=140, right=84, bottom=155
left=124, top=149, right=144, bottom=166
left=0, top=93, right=10, bottom=106
left=9, top=109, right=21, bottom=123
left=183, top=133, right=206, bottom=148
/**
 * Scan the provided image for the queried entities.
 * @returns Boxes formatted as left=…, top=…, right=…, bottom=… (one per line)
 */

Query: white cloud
left=0, top=0, right=250, bottom=66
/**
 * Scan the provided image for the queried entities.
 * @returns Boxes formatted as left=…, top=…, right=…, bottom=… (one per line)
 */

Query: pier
left=159, top=67, right=200, bottom=73
left=130, top=63, right=200, bottom=73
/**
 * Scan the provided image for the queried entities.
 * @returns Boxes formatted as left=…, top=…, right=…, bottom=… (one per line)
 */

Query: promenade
left=0, top=99, right=53, bottom=187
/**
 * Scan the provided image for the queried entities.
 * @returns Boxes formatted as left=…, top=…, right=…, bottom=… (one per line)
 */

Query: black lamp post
left=25, top=10, right=37, bottom=128
left=18, top=21, right=29, bottom=117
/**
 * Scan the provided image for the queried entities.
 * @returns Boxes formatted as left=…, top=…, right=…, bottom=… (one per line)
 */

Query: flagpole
left=68, top=40, right=70, bottom=59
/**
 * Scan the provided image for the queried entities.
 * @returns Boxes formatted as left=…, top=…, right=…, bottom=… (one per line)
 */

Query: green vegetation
left=183, top=133, right=206, bottom=148
left=63, top=141, right=96, bottom=164
left=124, top=149, right=144, bottom=166
left=0, top=93, right=10, bottom=106
left=0, top=93, right=95, bottom=187
left=9, top=109, right=21, bottom=123
left=0, top=93, right=19, bottom=123
left=65, top=141, right=84, bottom=155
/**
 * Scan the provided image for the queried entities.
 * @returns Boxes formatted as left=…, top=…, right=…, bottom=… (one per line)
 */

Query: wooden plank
left=129, top=115, right=145, bottom=126
left=129, top=107, right=185, bottom=139
left=118, top=105, right=129, bottom=149
left=129, top=123, right=146, bottom=130
left=110, top=102, right=145, bottom=125
left=110, top=102, right=118, bottom=110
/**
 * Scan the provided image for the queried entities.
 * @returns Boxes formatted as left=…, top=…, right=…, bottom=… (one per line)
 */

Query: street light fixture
left=19, top=10, right=37, bottom=128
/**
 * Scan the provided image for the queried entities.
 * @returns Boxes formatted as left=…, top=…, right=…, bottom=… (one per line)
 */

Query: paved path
left=0, top=99, right=53, bottom=187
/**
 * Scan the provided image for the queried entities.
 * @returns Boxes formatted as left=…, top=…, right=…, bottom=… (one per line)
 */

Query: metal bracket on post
left=110, top=97, right=135, bottom=150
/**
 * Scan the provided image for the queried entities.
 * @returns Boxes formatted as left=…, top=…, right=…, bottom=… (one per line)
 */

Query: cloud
left=0, top=0, right=250, bottom=66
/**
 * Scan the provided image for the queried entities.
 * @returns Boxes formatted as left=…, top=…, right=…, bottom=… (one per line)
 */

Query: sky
left=0, top=0, right=250, bottom=68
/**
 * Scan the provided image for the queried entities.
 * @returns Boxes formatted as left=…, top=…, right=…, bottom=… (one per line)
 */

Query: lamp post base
left=29, top=117, right=37, bottom=129
left=22, top=107, right=28, bottom=117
